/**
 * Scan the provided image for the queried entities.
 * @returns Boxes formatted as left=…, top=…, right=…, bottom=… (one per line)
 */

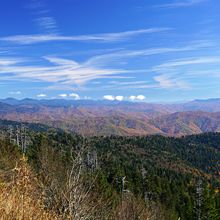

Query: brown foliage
left=114, top=193, right=166, bottom=220
left=0, top=156, right=59, bottom=219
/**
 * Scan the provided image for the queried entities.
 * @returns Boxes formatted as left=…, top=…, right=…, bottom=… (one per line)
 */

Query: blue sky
left=0, top=0, right=220, bottom=102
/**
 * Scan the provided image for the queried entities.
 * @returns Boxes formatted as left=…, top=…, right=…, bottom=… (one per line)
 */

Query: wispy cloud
left=85, top=41, right=212, bottom=67
left=154, top=74, right=190, bottom=89
left=0, top=42, right=213, bottom=91
left=154, top=0, right=207, bottom=9
left=151, top=56, right=220, bottom=90
left=109, top=81, right=150, bottom=86
left=103, top=80, right=157, bottom=90
left=153, top=57, right=220, bottom=72
left=27, top=0, right=45, bottom=10
left=35, top=17, right=58, bottom=33
left=185, top=70, right=220, bottom=78
left=9, top=91, right=22, bottom=95
left=0, top=56, right=128, bottom=86
left=0, top=28, right=170, bottom=44
left=0, top=50, right=10, bottom=54
left=27, top=0, right=58, bottom=33
left=0, top=58, right=25, bottom=66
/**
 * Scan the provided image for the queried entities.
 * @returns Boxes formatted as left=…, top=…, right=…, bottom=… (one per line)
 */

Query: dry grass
left=113, top=193, right=166, bottom=220
left=0, top=156, right=59, bottom=220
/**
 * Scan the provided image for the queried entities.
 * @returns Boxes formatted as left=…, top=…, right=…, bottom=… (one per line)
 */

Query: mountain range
left=0, top=98, right=220, bottom=136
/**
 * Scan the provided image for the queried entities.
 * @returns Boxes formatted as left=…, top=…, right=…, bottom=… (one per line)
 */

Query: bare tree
left=38, top=143, right=111, bottom=220
left=61, top=149, right=110, bottom=220
left=8, top=125, right=15, bottom=144
left=195, top=179, right=203, bottom=220
left=86, top=148, right=99, bottom=171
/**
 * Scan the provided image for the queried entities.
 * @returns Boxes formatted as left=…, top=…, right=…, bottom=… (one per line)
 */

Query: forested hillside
left=1, top=99, right=220, bottom=137
left=0, top=121, right=219, bottom=219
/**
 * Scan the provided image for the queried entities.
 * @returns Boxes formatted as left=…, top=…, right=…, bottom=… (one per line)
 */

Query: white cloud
left=59, top=93, right=68, bottom=98
left=129, top=95, right=136, bottom=101
left=129, top=95, right=146, bottom=101
left=155, top=0, right=206, bottom=8
left=151, top=57, right=220, bottom=90
left=154, top=74, right=189, bottom=89
left=69, top=93, right=80, bottom=100
left=37, top=93, right=47, bottom=97
left=115, top=96, right=124, bottom=101
left=0, top=56, right=128, bottom=86
left=0, top=45, right=214, bottom=89
left=0, top=28, right=170, bottom=44
left=0, top=58, right=24, bottom=66
left=154, top=57, right=220, bottom=71
left=136, top=95, right=146, bottom=100
left=85, top=42, right=210, bottom=68
left=9, top=91, right=21, bottom=95
left=45, top=56, right=80, bottom=67
left=103, top=95, right=115, bottom=101
left=35, top=16, right=58, bottom=32
left=28, top=0, right=58, bottom=33
left=154, top=75, right=176, bottom=88
left=103, top=95, right=124, bottom=101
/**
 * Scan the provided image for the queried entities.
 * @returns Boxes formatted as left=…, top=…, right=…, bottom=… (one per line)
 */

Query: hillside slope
left=0, top=121, right=220, bottom=219
left=151, top=111, right=220, bottom=136
left=0, top=99, right=220, bottom=136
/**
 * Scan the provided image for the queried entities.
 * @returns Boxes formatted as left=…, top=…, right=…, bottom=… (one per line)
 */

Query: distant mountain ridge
left=1, top=97, right=220, bottom=111
left=0, top=98, right=220, bottom=136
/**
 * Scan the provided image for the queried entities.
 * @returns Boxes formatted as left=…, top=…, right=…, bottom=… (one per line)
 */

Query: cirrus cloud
left=0, top=28, right=170, bottom=44
left=154, top=0, right=207, bottom=9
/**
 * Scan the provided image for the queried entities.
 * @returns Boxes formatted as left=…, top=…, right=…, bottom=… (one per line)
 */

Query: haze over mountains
left=0, top=98, right=220, bottom=137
